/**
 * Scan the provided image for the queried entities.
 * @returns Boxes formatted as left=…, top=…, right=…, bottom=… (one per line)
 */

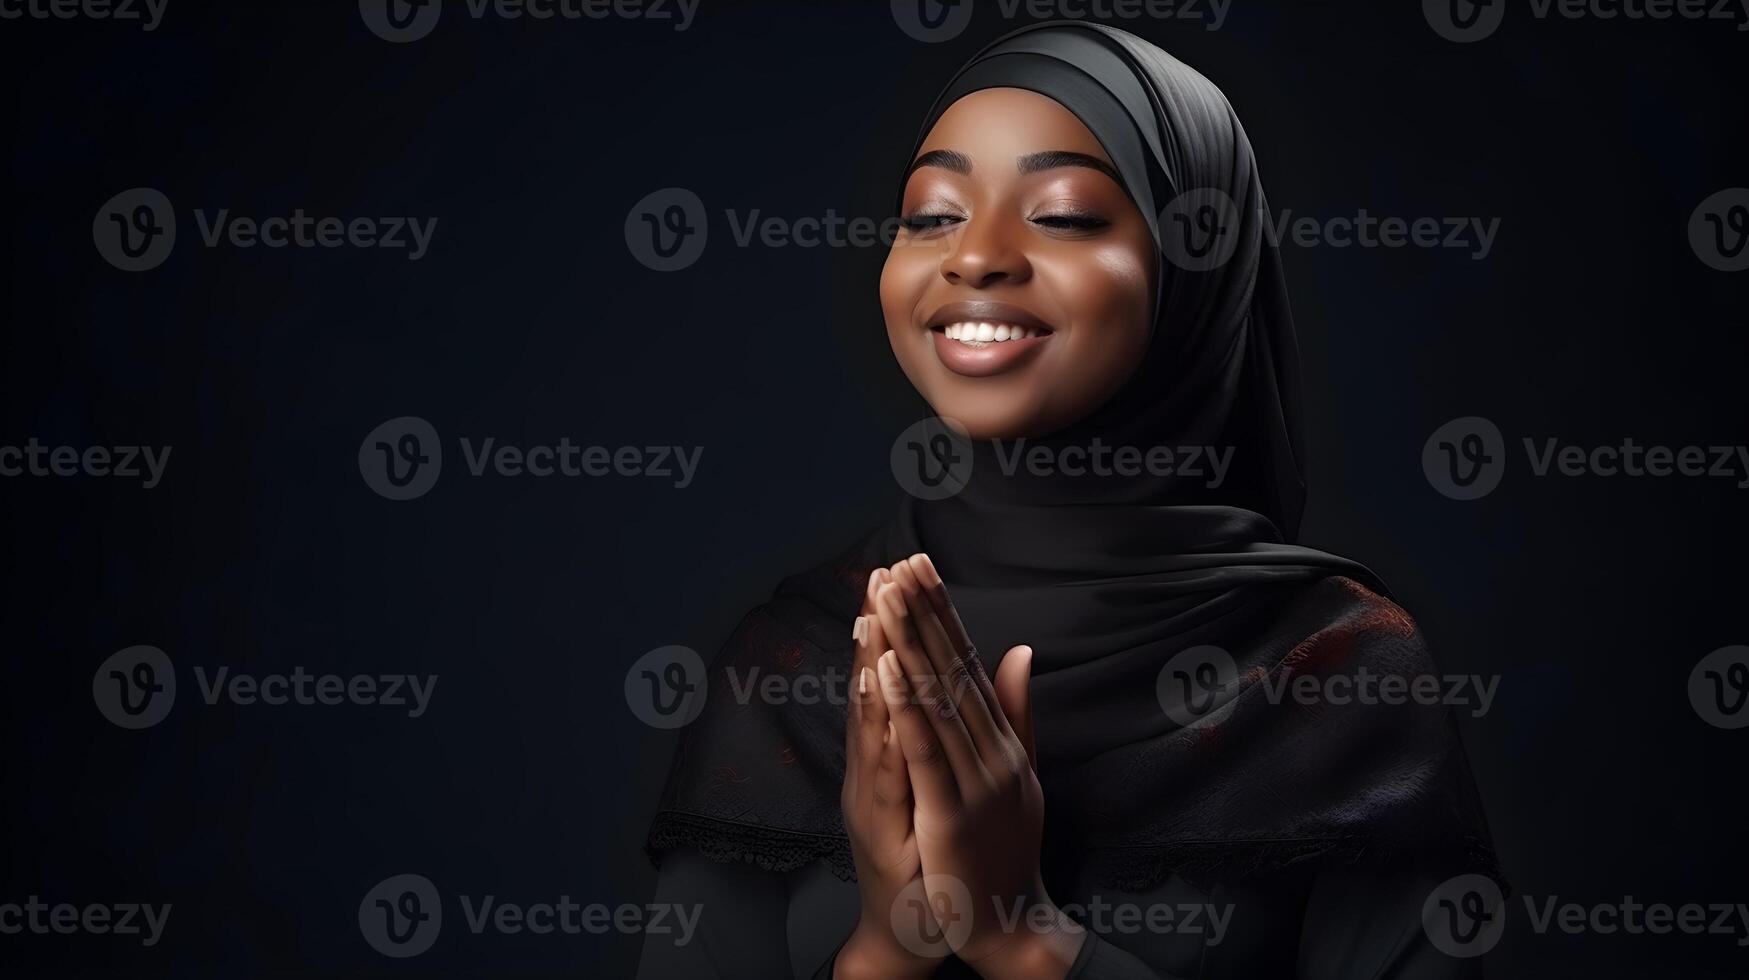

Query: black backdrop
left=3, top=0, right=1747, bottom=976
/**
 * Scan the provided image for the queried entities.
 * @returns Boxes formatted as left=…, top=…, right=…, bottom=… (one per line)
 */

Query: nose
left=939, top=213, right=1031, bottom=288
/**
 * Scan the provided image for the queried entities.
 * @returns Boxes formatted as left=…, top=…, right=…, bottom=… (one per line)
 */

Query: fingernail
left=852, top=616, right=866, bottom=644
left=910, top=554, right=942, bottom=588
left=890, top=560, right=917, bottom=592
left=859, top=666, right=869, bottom=696
left=878, top=650, right=904, bottom=702
left=879, top=584, right=907, bottom=618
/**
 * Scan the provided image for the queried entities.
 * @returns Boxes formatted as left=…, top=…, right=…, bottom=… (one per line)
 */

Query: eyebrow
left=904, top=148, right=1122, bottom=186
left=1018, top=150, right=1122, bottom=185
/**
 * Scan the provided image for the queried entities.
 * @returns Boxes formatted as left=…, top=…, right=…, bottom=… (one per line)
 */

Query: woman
left=639, top=22, right=1501, bottom=980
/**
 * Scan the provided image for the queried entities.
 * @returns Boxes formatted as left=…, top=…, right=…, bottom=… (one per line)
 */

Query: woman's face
left=881, top=87, right=1157, bottom=441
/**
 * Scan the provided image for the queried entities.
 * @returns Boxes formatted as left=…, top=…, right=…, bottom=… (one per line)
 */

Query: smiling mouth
left=930, top=320, right=1053, bottom=348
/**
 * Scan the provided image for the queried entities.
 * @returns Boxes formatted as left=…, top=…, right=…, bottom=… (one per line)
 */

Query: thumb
left=994, top=645, right=1036, bottom=769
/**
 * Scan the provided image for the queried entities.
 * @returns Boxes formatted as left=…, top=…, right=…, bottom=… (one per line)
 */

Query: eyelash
left=898, top=211, right=1112, bottom=233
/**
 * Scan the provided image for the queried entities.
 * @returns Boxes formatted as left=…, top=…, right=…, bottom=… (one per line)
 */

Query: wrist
left=835, top=921, right=939, bottom=980
left=966, top=902, right=1086, bottom=980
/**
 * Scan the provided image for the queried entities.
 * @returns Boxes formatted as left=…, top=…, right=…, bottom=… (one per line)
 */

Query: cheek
left=1041, top=242, right=1154, bottom=349
left=879, top=246, right=941, bottom=370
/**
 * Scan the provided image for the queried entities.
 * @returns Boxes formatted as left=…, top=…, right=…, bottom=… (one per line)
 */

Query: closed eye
left=1031, top=213, right=1111, bottom=232
left=901, top=212, right=965, bottom=233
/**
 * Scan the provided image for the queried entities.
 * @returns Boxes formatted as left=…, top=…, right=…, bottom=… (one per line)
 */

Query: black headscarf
left=648, top=22, right=1499, bottom=892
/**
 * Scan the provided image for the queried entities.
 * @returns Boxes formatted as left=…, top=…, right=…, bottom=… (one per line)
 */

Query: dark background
left=3, top=0, right=1747, bottom=976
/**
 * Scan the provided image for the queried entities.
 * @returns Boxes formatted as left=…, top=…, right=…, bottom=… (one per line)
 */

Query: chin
left=922, top=396, right=1043, bottom=442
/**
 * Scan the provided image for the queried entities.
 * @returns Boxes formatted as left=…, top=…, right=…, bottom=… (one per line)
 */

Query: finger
left=908, top=554, right=1016, bottom=737
left=875, top=580, right=985, bottom=787
left=863, top=565, right=890, bottom=617
left=846, top=566, right=893, bottom=775
left=993, top=645, right=1038, bottom=770
left=891, top=556, right=1005, bottom=759
left=869, top=683, right=912, bottom=844
left=877, top=648, right=962, bottom=815
left=855, top=665, right=887, bottom=783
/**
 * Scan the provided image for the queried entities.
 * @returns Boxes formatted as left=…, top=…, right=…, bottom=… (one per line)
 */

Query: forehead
left=915, top=87, right=1112, bottom=166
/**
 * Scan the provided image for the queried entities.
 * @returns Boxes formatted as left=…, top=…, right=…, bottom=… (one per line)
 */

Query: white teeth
left=938, top=321, right=1047, bottom=344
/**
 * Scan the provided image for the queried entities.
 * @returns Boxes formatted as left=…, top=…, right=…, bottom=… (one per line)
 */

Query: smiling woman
left=638, top=21, right=1502, bottom=980
left=884, top=90, right=1155, bottom=437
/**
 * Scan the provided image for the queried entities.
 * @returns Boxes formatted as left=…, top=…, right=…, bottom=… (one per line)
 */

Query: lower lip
left=928, top=329, right=1052, bottom=377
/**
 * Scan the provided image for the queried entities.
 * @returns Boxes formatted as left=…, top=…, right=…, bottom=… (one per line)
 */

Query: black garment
left=643, top=20, right=1502, bottom=978
left=635, top=847, right=1479, bottom=980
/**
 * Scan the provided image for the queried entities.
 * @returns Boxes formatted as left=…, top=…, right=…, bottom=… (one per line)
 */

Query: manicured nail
left=852, top=616, right=866, bottom=644
left=910, top=553, right=942, bottom=588
left=890, top=560, right=918, bottom=592
left=859, top=666, right=870, bottom=697
left=878, top=650, right=905, bottom=704
left=867, top=568, right=888, bottom=603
